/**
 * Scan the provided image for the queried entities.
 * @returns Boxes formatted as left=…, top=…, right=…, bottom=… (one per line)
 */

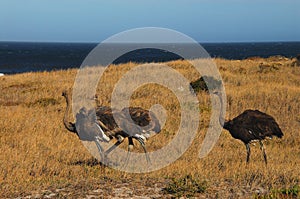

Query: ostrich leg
left=94, top=138, right=105, bottom=161
left=123, top=137, right=134, bottom=168
left=136, top=137, right=151, bottom=164
left=104, top=135, right=124, bottom=157
left=259, top=140, right=267, bottom=165
left=246, top=143, right=251, bottom=163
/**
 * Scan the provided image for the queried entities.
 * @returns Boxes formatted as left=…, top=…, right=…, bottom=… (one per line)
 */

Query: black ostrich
left=62, top=90, right=161, bottom=164
left=214, top=92, right=283, bottom=164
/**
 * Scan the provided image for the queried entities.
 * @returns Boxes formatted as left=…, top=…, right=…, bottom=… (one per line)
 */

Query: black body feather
left=224, top=109, right=283, bottom=144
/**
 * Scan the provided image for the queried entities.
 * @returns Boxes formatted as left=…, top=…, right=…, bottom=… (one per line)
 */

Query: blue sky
left=0, top=0, right=299, bottom=43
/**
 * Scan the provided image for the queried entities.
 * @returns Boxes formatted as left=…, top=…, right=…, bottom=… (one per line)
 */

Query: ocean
left=0, top=41, right=299, bottom=74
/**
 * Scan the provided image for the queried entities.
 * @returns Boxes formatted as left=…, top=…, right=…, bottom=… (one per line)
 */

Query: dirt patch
left=15, top=179, right=170, bottom=199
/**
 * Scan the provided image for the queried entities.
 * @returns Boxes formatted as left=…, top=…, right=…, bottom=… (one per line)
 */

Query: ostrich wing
left=121, top=107, right=161, bottom=134
left=95, top=106, right=119, bottom=130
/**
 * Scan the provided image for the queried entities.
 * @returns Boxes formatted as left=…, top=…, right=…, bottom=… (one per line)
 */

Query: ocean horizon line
left=0, top=41, right=299, bottom=74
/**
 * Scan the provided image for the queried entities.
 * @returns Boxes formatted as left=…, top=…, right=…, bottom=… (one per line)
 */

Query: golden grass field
left=0, top=57, right=299, bottom=198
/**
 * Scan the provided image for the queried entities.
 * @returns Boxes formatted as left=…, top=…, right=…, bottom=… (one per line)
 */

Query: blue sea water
left=0, top=41, right=299, bottom=74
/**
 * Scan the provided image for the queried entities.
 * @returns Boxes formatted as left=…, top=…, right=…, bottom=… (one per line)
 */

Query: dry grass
left=0, top=58, right=299, bottom=198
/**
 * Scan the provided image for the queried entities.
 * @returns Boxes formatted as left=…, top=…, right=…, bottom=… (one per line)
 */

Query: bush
left=190, top=76, right=222, bottom=93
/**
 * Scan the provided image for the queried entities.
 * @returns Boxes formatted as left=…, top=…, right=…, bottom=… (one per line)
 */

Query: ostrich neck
left=63, top=93, right=76, bottom=133
left=216, top=93, right=227, bottom=128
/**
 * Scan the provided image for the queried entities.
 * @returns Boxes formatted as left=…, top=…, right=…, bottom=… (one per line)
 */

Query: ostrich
left=62, top=91, right=111, bottom=161
left=111, top=106, right=162, bottom=164
left=214, top=91, right=283, bottom=164
left=62, top=90, right=161, bottom=164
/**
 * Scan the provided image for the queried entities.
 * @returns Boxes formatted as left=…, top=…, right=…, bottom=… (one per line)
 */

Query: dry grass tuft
left=163, top=174, right=207, bottom=197
left=0, top=58, right=299, bottom=198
